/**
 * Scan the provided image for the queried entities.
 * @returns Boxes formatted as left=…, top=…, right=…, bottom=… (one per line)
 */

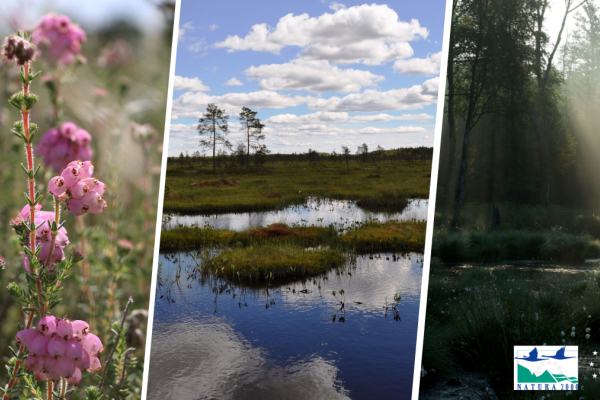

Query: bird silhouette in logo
left=515, top=347, right=546, bottom=362
left=541, top=347, right=576, bottom=360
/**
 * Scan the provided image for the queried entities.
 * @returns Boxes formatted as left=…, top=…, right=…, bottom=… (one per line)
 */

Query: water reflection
left=150, top=252, right=423, bottom=399
left=164, top=197, right=428, bottom=230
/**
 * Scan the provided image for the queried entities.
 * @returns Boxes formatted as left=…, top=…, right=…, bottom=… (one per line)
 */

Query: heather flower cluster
left=48, top=161, right=107, bottom=216
left=32, top=14, right=86, bottom=65
left=17, top=205, right=68, bottom=272
left=1, top=35, right=36, bottom=66
left=16, top=317, right=103, bottom=384
left=37, top=122, right=93, bottom=172
left=1, top=12, right=144, bottom=399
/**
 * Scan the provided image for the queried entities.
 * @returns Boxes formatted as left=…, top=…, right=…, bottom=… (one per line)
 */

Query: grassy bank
left=163, top=161, right=431, bottom=214
left=160, top=221, right=427, bottom=254
left=421, top=259, right=600, bottom=398
left=436, top=203, right=600, bottom=236
left=202, top=243, right=347, bottom=282
left=433, top=229, right=600, bottom=263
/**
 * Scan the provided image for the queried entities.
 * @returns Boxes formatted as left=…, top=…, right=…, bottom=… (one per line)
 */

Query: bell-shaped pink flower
left=70, top=181, right=89, bottom=199
left=87, top=355, right=101, bottom=373
left=57, top=319, right=74, bottom=340
left=65, top=339, right=83, bottom=361
left=37, top=122, right=93, bottom=173
left=67, top=368, right=82, bottom=385
left=16, top=329, right=39, bottom=347
left=48, top=176, right=68, bottom=195
left=56, top=357, right=76, bottom=379
left=22, top=316, right=101, bottom=381
left=79, top=161, right=94, bottom=180
left=39, top=316, right=57, bottom=336
left=60, top=166, right=80, bottom=188
left=33, top=369, right=47, bottom=382
left=31, top=14, right=86, bottom=66
left=66, top=199, right=89, bottom=216
left=83, top=178, right=106, bottom=195
left=80, top=333, right=103, bottom=355
left=72, top=320, right=89, bottom=338
left=29, top=334, right=50, bottom=357
left=25, top=355, right=38, bottom=372
left=48, top=334, right=66, bottom=359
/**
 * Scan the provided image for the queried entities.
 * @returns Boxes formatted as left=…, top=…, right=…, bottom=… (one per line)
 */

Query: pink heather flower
left=18, top=317, right=103, bottom=384
left=18, top=205, right=69, bottom=272
left=31, top=14, right=86, bottom=65
left=1, top=35, right=36, bottom=65
left=37, top=122, right=93, bottom=173
left=0, top=254, right=5, bottom=269
left=48, top=162, right=107, bottom=216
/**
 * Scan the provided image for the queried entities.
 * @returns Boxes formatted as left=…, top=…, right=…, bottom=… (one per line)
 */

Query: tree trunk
left=246, top=126, right=250, bottom=168
left=455, top=124, right=472, bottom=213
left=212, top=119, right=216, bottom=171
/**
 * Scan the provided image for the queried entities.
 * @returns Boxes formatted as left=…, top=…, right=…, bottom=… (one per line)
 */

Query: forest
left=439, top=0, right=599, bottom=215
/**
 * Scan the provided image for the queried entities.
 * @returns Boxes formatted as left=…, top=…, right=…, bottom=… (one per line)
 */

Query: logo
left=514, top=346, right=578, bottom=390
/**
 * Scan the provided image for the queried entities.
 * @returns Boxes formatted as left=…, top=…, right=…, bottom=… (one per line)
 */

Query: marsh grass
left=433, top=230, right=600, bottom=263
left=422, top=260, right=600, bottom=398
left=163, top=161, right=431, bottom=214
left=201, top=243, right=346, bottom=282
left=436, top=203, right=600, bottom=235
left=160, top=221, right=426, bottom=254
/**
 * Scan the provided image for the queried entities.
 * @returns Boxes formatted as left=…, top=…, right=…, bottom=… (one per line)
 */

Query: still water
left=164, top=197, right=428, bottom=231
left=148, top=252, right=424, bottom=400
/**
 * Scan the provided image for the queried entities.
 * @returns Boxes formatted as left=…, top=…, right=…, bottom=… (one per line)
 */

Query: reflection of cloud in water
left=148, top=320, right=350, bottom=400
left=167, top=198, right=428, bottom=230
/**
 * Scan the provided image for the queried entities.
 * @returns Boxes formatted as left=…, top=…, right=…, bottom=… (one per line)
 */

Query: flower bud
left=1, top=35, right=36, bottom=65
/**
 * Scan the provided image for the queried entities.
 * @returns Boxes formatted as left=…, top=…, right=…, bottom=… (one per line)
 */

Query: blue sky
left=169, top=0, right=447, bottom=157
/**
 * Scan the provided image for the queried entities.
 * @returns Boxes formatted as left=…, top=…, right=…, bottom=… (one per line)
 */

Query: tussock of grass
left=160, top=222, right=426, bottom=254
left=342, top=221, right=426, bottom=252
left=422, top=262, right=600, bottom=397
left=159, top=224, right=335, bottom=251
left=355, top=189, right=410, bottom=211
left=433, top=230, right=600, bottom=263
left=163, top=161, right=431, bottom=214
left=202, top=243, right=346, bottom=281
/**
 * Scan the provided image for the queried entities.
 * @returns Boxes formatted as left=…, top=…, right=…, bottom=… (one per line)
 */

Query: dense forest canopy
left=438, top=0, right=600, bottom=214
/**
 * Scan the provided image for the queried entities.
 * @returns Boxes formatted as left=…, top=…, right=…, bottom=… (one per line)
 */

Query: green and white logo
left=514, top=346, right=578, bottom=390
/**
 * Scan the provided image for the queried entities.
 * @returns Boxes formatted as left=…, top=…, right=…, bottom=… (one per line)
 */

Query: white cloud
left=215, top=4, right=427, bottom=65
left=348, top=113, right=434, bottom=123
left=329, top=2, right=345, bottom=11
left=266, top=123, right=425, bottom=138
left=306, top=78, right=439, bottom=112
left=245, top=59, right=384, bottom=92
left=187, top=38, right=207, bottom=53
left=209, top=24, right=219, bottom=31
left=169, top=123, right=197, bottom=137
left=224, top=77, right=244, bottom=86
left=171, top=90, right=309, bottom=119
left=179, top=21, right=193, bottom=41
left=170, top=78, right=438, bottom=118
left=173, top=76, right=211, bottom=92
left=356, top=126, right=426, bottom=134
left=393, top=51, right=442, bottom=75
left=266, top=111, right=349, bottom=124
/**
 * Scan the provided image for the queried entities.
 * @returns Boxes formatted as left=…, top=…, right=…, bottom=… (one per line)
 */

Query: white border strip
left=411, top=0, right=453, bottom=398
left=140, top=0, right=181, bottom=398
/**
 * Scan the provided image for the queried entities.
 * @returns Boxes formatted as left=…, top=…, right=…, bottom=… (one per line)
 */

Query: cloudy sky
left=168, top=0, right=446, bottom=157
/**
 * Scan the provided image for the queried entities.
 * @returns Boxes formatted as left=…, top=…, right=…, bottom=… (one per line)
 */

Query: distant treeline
left=169, top=146, right=433, bottom=169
